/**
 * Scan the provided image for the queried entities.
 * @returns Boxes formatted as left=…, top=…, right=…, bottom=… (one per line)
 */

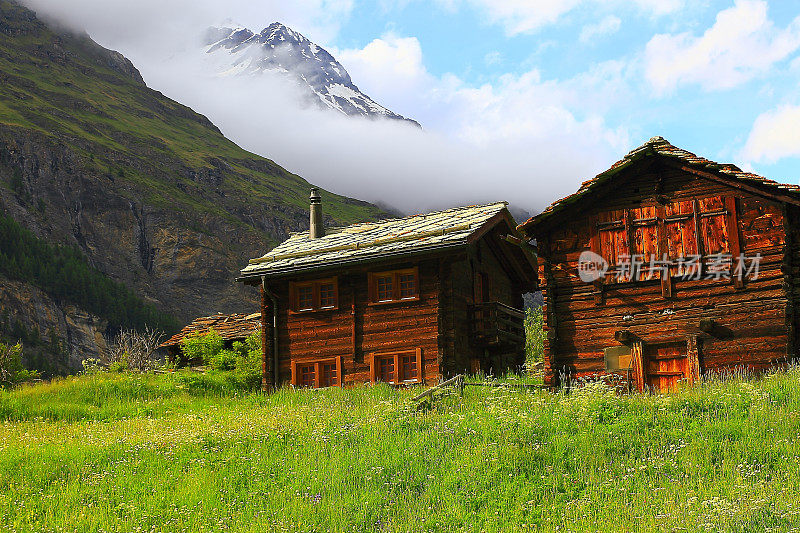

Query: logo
left=578, top=250, right=609, bottom=283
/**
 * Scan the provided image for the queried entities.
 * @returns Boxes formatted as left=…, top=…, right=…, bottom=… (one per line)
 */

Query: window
left=376, top=275, right=393, bottom=302
left=320, top=362, right=338, bottom=387
left=298, top=364, right=315, bottom=387
left=376, top=355, right=394, bottom=382
left=593, top=196, right=740, bottom=284
left=291, top=357, right=342, bottom=388
left=289, top=277, right=338, bottom=312
left=368, top=268, right=419, bottom=303
left=297, top=286, right=314, bottom=311
left=369, top=348, right=423, bottom=384
left=319, top=282, right=336, bottom=309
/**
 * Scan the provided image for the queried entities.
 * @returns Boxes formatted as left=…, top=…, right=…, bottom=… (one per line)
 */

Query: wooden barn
left=518, top=136, right=800, bottom=392
left=160, top=312, right=261, bottom=362
left=237, top=191, right=537, bottom=389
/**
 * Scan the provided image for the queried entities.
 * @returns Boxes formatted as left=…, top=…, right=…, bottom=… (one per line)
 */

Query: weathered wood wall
left=270, top=259, right=442, bottom=386
left=536, top=161, right=791, bottom=387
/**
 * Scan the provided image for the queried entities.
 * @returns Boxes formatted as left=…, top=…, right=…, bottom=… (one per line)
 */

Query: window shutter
left=337, top=355, right=343, bottom=387
left=368, top=273, right=376, bottom=303
left=724, top=196, right=744, bottom=288
left=698, top=196, right=730, bottom=256
left=415, top=348, right=423, bottom=384
left=290, top=360, right=298, bottom=387
left=664, top=200, right=698, bottom=277
left=657, top=205, right=673, bottom=298
left=631, top=206, right=660, bottom=281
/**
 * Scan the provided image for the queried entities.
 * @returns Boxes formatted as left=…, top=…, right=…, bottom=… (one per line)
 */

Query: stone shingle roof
left=519, top=136, right=800, bottom=232
left=239, top=202, right=510, bottom=278
left=160, top=312, right=261, bottom=348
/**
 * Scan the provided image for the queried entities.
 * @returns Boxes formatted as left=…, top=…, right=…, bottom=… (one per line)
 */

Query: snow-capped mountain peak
left=202, top=22, right=420, bottom=127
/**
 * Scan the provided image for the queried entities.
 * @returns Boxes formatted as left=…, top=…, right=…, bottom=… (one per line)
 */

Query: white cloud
left=484, top=51, right=502, bottom=66
left=633, top=0, right=685, bottom=17
left=21, top=0, right=354, bottom=52
left=431, top=0, right=682, bottom=36
left=579, top=15, right=621, bottom=44
left=741, top=104, right=800, bottom=163
left=21, top=0, right=632, bottom=216
left=644, top=0, right=800, bottom=94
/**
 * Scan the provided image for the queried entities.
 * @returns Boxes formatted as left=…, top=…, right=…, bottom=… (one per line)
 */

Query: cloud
left=20, top=0, right=631, bottom=217
left=644, top=0, right=800, bottom=94
left=579, top=15, right=621, bottom=44
left=430, top=0, right=682, bottom=36
left=21, top=0, right=354, bottom=51
left=741, top=104, right=800, bottom=164
left=484, top=51, right=502, bottom=66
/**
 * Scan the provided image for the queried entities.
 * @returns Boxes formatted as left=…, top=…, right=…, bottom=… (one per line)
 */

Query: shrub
left=104, top=327, right=164, bottom=372
left=524, top=306, right=545, bottom=369
left=209, top=349, right=238, bottom=371
left=0, top=341, right=39, bottom=388
left=181, top=329, right=224, bottom=366
left=234, top=332, right=262, bottom=390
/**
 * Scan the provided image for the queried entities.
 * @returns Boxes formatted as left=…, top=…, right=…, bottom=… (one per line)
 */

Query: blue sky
left=323, top=0, right=800, bottom=184
left=25, top=0, right=800, bottom=213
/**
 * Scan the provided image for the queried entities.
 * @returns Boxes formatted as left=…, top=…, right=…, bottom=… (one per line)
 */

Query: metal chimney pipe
left=309, top=188, right=324, bottom=238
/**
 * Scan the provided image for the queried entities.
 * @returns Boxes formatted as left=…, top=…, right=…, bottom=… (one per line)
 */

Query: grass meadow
left=1, top=370, right=800, bottom=532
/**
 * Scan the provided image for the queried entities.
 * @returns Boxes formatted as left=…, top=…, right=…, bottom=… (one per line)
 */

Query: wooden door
left=643, top=343, right=689, bottom=392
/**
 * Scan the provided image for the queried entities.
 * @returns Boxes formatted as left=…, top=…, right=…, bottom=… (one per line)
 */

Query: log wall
left=536, top=162, right=792, bottom=386
left=270, top=259, right=442, bottom=387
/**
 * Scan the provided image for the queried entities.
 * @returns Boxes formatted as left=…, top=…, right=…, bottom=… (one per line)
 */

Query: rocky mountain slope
left=203, top=22, right=420, bottom=126
left=0, top=0, right=388, bottom=372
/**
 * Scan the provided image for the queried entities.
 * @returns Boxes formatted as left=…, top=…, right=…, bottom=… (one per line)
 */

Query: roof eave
left=236, top=241, right=468, bottom=282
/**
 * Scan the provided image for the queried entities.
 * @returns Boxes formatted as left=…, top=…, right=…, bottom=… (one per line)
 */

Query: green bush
left=209, top=348, right=238, bottom=371
left=0, top=341, right=40, bottom=388
left=234, top=332, right=262, bottom=390
left=178, top=330, right=262, bottom=390
left=524, top=306, right=545, bottom=369
left=180, top=329, right=225, bottom=366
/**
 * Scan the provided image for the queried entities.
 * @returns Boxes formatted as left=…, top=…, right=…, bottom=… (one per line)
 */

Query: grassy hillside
left=1, top=371, right=799, bottom=531
left=0, top=0, right=383, bottom=225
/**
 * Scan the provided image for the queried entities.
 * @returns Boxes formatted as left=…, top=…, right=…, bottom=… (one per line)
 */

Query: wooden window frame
left=290, top=356, right=343, bottom=388
left=367, top=267, right=419, bottom=305
left=591, top=196, right=741, bottom=290
left=288, top=277, right=338, bottom=313
left=367, top=348, right=423, bottom=384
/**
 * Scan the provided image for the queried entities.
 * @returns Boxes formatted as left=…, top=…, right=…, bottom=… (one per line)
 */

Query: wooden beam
left=668, top=161, right=800, bottom=207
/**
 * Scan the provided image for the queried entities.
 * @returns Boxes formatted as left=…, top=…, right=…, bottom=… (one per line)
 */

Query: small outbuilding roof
left=239, top=202, right=516, bottom=279
left=519, top=136, right=800, bottom=233
left=160, top=312, right=261, bottom=348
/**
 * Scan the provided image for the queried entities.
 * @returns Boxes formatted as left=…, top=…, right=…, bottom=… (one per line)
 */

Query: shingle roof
left=239, top=202, right=510, bottom=278
left=160, top=312, right=261, bottom=348
left=519, top=136, right=800, bottom=232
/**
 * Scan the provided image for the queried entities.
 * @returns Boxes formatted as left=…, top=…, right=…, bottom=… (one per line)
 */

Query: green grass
left=1, top=370, right=800, bottom=531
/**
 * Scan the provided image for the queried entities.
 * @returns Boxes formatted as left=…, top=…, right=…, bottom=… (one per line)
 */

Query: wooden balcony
left=469, top=302, right=525, bottom=348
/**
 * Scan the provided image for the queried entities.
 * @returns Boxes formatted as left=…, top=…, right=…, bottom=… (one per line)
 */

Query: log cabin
left=517, top=136, right=800, bottom=392
left=237, top=191, right=537, bottom=390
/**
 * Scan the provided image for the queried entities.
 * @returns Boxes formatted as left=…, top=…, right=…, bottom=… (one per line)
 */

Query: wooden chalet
left=160, top=312, right=261, bottom=362
left=238, top=191, right=537, bottom=389
left=518, top=136, right=800, bottom=392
